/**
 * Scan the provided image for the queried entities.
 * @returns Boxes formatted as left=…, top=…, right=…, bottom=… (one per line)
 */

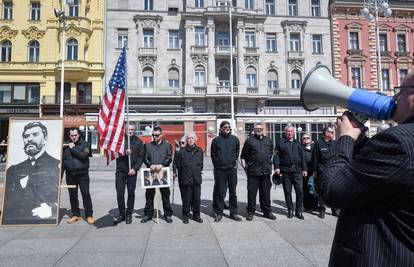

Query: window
left=379, top=33, right=387, bottom=52
left=0, top=84, right=11, bottom=103
left=68, top=0, right=79, bottom=17
left=195, top=0, right=204, bottom=8
left=67, top=39, right=78, bottom=60
left=245, top=0, right=254, bottom=10
left=381, top=69, right=390, bottom=91
left=245, top=31, right=256, bottom=48
left=266, top=33, right=277, bottom=52
left=349, top=32, right=359, bottom=50
left=117, top=29, right=128, bottom=49
left=311, top=0, right=320, bottom=17
left=55, top=82, right=71, bottom=104
left=217, top=31, right=229, bottom=48
left=169, top=30, right=179, bottom=49
left=28, top=40, right=39, bottom=63
left=1, top=40, right=11, bottom=62
left=351, top=67, right=361, bottom=88
left=143, top=68, right=154, bottom=88
left=397, top=34, right=406, bottom=52
left=267, top=70, right=278, bottom=90
left=195, top=27, right=205, bottom=46
left=290, top=33, right=300, bottom=51
left=194, top=65, right=205, bottom=86
left=30, top=2, right=40, bottom=20
left=246, top=67, right=257, bottom=88
left=291, top=70, right=301, bottom=89
left=399, top=69, right=407, bottom=84
left=288, top=0, right=297, bottom=16
left=143, top=30, right=154, bottom=48
left=265, top=0, right=275, bottom=15
left=13, top=85, right=26, bottom=104
left=77, top=83, right=92, bottom=104
left=144, top=0, right=153, bottom=11
left=168, top=68, right=179, bottom=88
left=27, top=84, right=40, bottom=103
left=3, top=1, right=12, bottom=20
left=312, top=34, right=322, bottom=54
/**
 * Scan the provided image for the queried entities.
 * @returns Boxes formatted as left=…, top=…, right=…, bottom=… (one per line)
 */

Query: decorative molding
left=345, top=22, right=363, bottom=31
left=138, top=55, right=157, bottom=67
left=191, top=54, right=208, bottom=65
left=288, top=60, right=303, bottom=70
left=281, top=20, right=307, bottom=33
left=66, top=25, right=82, bottom=37
left=133, top=15, right=163, bottom=29
left=0, top=26, right=18, bottom=40
left=244, top=55, right=259, bottom=66
left=22, top=26, right=46, bottom=40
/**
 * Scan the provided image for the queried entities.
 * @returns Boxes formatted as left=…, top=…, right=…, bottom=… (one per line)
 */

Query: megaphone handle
left=351, top=112, right=368, bottom=125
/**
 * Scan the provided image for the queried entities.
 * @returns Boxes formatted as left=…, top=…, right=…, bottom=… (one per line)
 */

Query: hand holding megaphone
left=336, top=111, right=368, bottom=141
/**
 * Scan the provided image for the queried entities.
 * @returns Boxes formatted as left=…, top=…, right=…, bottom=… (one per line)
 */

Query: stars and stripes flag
left=98, top=47, right=126, bottom=164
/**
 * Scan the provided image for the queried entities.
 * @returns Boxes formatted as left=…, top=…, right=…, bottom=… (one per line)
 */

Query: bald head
left=393, top=69, right=414, bottom=124
left=401, top=71, right=414, bottom=87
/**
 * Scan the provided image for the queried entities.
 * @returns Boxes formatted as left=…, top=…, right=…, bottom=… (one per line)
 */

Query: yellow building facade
left=0, top=0, right=104, bottom=143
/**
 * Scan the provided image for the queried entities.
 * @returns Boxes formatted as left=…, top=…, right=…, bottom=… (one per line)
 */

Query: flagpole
left=124, top=46, right=131, bottom=171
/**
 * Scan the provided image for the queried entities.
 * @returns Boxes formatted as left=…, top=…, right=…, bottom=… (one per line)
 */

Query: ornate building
left=0, top=0, right=104, bottom=148
left=105, top=0, right=336, bottom=153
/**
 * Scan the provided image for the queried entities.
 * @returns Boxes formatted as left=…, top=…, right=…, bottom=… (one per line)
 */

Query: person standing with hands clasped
left=241, top=123, right=276, bottom=221
left=113, top=124, right=144, bottom=225
left=274, top=126, right=307, bottom=219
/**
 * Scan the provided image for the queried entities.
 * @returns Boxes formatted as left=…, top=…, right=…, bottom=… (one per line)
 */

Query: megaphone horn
left=300, top=64, right=396, bottom=121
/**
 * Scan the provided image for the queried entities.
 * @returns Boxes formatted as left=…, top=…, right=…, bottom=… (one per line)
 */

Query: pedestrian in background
left=301, top=134, right=317, bottom=211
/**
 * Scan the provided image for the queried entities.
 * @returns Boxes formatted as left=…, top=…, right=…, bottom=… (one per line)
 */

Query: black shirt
left=144, top=140, right=172, bottom=167
left=274, top=138, right=307, bottom=173
left=241, top=135, right=273, bottom=176
left=312, top=139, right=336, bottom=174
left=116, top=135, right=144, bottom=173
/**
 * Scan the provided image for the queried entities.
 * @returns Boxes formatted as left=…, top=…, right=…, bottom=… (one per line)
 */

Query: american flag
left=98, top=47, right=126, bottom=164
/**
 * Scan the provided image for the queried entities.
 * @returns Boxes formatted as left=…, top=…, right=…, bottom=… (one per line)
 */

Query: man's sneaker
left=140, top=216, right=152, bottom=223
left=67, top=216, right=81, bottom=224
left=230, top=214, right=242, bottom=221
left=263, top=213, right=276, bottom=220
left=246, top=213, right=254, bottom=221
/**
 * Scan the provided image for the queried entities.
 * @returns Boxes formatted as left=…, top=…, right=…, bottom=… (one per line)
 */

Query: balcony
left=136, top=87, right=183, bottom=95
left=245, top=47, right=259, bottom=55
left=267, top=88, right=300, bottom=96
left=138, top=47, right=157, bottom=56
left=215, top=46, right=237, bottom=55
left=246, top=87, right=258, bottom=94
left=288, top=51, right=304, bottom=60
left=191, top=46, right=208, bottom=55
left=395, top=51, right=410, bottom=57
left=216, top=85, right=238, bottom=94
left=346, top=49, right=363, bottom=55
left=41, top=95, right=100, bottom=105
left=380, top=51, right=391, bottom=57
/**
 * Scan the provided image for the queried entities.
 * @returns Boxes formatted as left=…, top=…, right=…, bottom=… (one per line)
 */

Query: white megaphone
left=301, top=65, right=396, bottom=122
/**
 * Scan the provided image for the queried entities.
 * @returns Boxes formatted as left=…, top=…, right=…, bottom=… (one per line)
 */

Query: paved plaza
left=0, top=157, right=337, bottom=267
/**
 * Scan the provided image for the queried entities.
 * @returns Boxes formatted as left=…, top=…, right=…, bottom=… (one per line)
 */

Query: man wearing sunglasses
left=320, top=73, right=414, bottom=266
left=211, top=121, right=241, bottom=222
left=141, top=126, right=173, bottom=223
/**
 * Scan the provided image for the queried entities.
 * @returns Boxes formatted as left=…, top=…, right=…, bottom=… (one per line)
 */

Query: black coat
left=116, top=135, right=144, bottom=173
left=312, top=138, right=336, bottom=174
left=321, top=118, right=414, bottom=266
left=63, top=139, right=91, bottom=176
left=174, top=145, right=204, bottom=186
left=274, top=138, right=307, bottom=173
left=144, top=140, right=172, bottom=167
left=302, top=144, right=314, bottom=174
left=241, top=135, right=273, bottom=176
left=211, top=133, right=240, bottom=170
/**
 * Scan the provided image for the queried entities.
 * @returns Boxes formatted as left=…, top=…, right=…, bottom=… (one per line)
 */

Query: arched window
left=67, top=38, right=78, bottom=60
left=0, top=40, right=12, bottom=62
left=168, top=68, right=179, bottom=88
left=28, top=40, right=40, bottom=63
left=194, top=65, right=205, bottom=86
left=291, top=70, right=302, bottom=89
left=267, top=70, right=278, bottom=89
left=246, top=66, right=257, bottom=88
left=218, top=68, right=229, bottom=87
left=143, top=67, right=154, bottom=88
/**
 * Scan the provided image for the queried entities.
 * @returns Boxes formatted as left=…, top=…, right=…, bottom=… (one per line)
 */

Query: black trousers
left=66, top=173, right=93, bottom=217
left=315, top=175, right=338, bottom=214
left=213, top=168, right=238, bottom=215
left=144, top=187, right=173, bottom=217
left=247, top=174, right=272, bottom=214
left=303, top=175, right=318, bottom=211
left=115, top=172, right=137, bottom=215
left=179, top=184, right=201, bottom=218
left=281, top=172, right=303, bottom=213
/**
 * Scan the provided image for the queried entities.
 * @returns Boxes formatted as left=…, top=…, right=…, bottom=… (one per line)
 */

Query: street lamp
left=297, top=126, right=302, bottom=140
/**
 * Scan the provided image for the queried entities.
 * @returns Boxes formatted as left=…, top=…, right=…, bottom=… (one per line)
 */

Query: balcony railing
left=395, top=51, right=410, bottom=57
left=191, top=46, right=208, bottom=55
left=215, top=46, right=237, bottom=55
left=247, top=87, right=258, bottom=94
left=245, top=47, right=259, bottom=54
left=193, top=86, right=207, bottom=94
left=288, top=51, right=304, bottom=59
left=136, top=87, right=183, bottom=95
left=42, top=95, right=100, bottom=105
left=138, top=47, right=157, bottom=55
left=267, top=88, right=300, bottom=96
left=216, top=86, right=238, bottom=94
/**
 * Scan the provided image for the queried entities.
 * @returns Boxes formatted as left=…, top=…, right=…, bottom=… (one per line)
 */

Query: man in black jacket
left=275, top=126, right=307, bottom=219
left=211, top=121, right=241, bottom=222
left=241, top=123, right=276, bottom=221
left=140, top=126, right=173, bottom=223
left=301, top=134, right=317, bottom=211
left=312, top=126, right=339, bottom=218
left=63, top=128, right=94, bottom=225
left=174, top=132, right=204, bottom=224
left=113, top=124, right=144, bottom=224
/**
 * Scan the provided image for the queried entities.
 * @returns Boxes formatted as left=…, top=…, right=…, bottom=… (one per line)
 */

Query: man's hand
left=32, top=203, right=52, bottom=219
left=336, top=112, right=366, bottom=141
left=173, top=173, right=177, bottom=180
left=128, top=168, right=136, bottom=176
left=126, top=149, right=132, bottom=155
left=313, top=171, right=317, bottom=178
left=302, top=171, right=308, bottom=177
left=275, top=168, right=280, bottom=175
left=68, top=143, right=75, bottom=149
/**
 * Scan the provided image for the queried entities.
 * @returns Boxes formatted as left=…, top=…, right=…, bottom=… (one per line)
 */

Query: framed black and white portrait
left=140, top=167, right=171, bottom=189
left=1, top=118, right=64, bottom=226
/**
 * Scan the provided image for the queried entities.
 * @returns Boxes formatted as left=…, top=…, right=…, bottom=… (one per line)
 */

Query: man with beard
left=2, top=122, right=60, bottom=225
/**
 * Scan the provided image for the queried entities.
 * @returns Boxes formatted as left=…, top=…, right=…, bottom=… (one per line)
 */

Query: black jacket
left=144, top=140, right=172, bottom=167
left=116, top=135, right=144, bottom=173
left=302, top=144, right=314, bottom=174
left=274, top=138, right=307, bottom=173
left=63, top=138, right=91, bottom=176
left=211, top=133, right=240, bottom=170
left=312, top=139, right=336, bottom=174
left=241, top=135, right=273, bottom=176
left=174, top=145, right=204, bottom=186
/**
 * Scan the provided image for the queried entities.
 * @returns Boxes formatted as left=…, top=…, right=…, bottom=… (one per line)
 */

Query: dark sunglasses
left=179, top=141, right=185, bottom=144
left=254, top=128, right=263, bottom=131
left=222, top=126, right=231, bottom=129
left=302, top=137, right=310, bottom=139
left=152, top=134, right=161, bottom=137
left=393, top=86, right=414, bottom=100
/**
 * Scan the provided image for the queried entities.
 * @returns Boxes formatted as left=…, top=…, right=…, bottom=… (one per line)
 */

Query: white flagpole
left=123, top=46, right=131, bottom=170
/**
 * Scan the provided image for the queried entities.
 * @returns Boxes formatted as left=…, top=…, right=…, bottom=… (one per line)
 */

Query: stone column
left=237, top=21, right=245, bottom=94
left=207, top=19, right=216, bottom=94
left=257, top=24, right=266, bottom=94
left=184, top=23, right=194, bottom=94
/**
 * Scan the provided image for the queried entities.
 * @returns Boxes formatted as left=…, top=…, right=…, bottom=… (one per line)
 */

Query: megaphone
left=301, top=65, right=396, bottom=122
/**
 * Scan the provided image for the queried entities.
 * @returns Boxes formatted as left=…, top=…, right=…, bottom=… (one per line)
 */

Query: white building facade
left=106, top=0, right=336, bottom=152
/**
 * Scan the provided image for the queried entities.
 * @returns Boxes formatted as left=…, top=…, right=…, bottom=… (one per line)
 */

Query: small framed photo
left=140, top=167, right=171, bottom=189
